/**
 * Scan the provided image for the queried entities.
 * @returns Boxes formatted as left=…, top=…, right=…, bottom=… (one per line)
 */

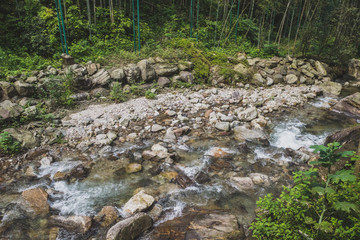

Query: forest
left=1, top=0, right=360, bottom=78
left=0, top=1, right=360, bottom=240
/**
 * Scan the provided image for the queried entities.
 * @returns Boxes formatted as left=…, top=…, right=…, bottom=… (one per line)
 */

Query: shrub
left=0, top=131, right=21, bottom=154
left=110, top=82, right=127, bottom=102
left=145, top=90, right=156, bottom=99
left=40, top=72, right=74, bottom=107
left=251, top=142, right=360, bottom=240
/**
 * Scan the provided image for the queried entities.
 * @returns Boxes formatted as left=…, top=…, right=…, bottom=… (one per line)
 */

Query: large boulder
left=110, top=68, right=126, bottom=82
left=234, top=125, right=269, bottom=145
left=348, top=58, right=360, bottom=80
left=149, top=209, right=244, bottom=239
left=21, top=188, right=49, bottom=216
left=124, top=64, right=141, bottom=84
left=90, top=69, right=111, bottom=86
left=233, top=63, right=250, bottom=76
left=158, top=77, right=171, bottom=88
left=0, top=100, right=23, bottom=120
left=236, top=107, right=258, bottom=122
left=137, top=59, right=156, bottom=82
left=332, top=92, right=360, bottom=117
left=325, top=125, right=360, bottom=152
left=179, top=71, right=194, bottom=84
left=285, top=74, right=298, bottom=84
left=315, top=61, right=327, bottom=76
left=14, top=81, right=34, bottom=97
left=49, top=215, right=92, bottom=234
left=0, top=81, right=17, bottom=99
left=123, top=190, right=155, bottom=216
left=319, top=81, right=342, bottom=96
left=154, top=63, right=178, bottom=77
left=87, top=62, right=98, bottom=76
left=94, top=206, right=119, bottom=228
left=230, top=176, right=255, bottom=192
left=5, top=128, right=40, bottom=148
left=106, top=213, right=152, bottom=240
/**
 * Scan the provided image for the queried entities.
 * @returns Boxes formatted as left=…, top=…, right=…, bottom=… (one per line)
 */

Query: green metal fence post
left=190, top=0, right=193, bottom=38
left=235, top=0, right=240, bottom=44
left=196, top=0, right=200, bottom=41
left=58, top=0, right=68, bottom=54
left=132, top=0, right=136, bottom=53
left=137, top=0, right=141, bottom=53
left=55, top=0, right=65, bottom=53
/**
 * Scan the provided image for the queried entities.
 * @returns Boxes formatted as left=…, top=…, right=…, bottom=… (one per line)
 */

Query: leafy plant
left=40, top=73, right=75, bottom=107
left=110, top=82, right=127, bottom=102
left=0, top=131, right=21, bottom=154
left=145, top=90, right=156, bottom=99
left=251, top=142, right=360, bottom=240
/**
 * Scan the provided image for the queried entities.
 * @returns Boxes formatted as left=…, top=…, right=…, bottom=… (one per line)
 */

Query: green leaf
left=310, top=145, right=327, bottom=153
left=312, top=186, right=325, bottom=195
left=329, top=170, right=356, bottom=183
left=334, top=201, right=358, bottom=213
left=339, top=151, right=354, bottom=157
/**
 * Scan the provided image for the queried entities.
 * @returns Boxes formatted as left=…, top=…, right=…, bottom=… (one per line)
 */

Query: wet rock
left=160, top=171, right=178, bottom=180
left=110, top=68, right=126, bottom=81
left=90, top=69, right=111, bottom=86
left=21, top=188, right=49, bottom=215
left=325, top=125, right=360, bottom=152
left=234, top=125, right=269, bottom=146
left=25, top=166, right=37, bottom=177
left=249, top=173, right=270, bottom=186
left=215, top=121, right=230, bottom=131
left=163, top=128, right=176, bottom=143
left=14, top=81, right=34, bottom=97
left=205, top=147, right=233, bottom=159
left=236, top=107, right=258, bottom=122
left=0, top=81, right=17, bottom=99
left=69, top=164, right=91, bottom=180
left=179, top=71, right=194, bottom=84
left=123, top=190, right=155, bottom=216
left=106, top=212, right=153, bottom=240
left=142, top=150, right=157, bottom=160
left=149, top=209, right=244, bottom=239
left=285, top=74, right=298, bottom=84
left=49, top=215, right=92, bottom=234
left=175, top=172, right=194, bottom=188
left=49, top=227, right=60, bottom=240
left=137, top=59, right=156, bottom=82
left=319, top=81, right=342, bottom=96
left=151, top=144, right=169, bottom=159
left=194, top=171, right=210, bottom=184
left=53, top=171, right=66, bottom=181
left=0, top=100, right=23, bottom=120
left=332, top=92, right=360, bottom=117
left=158, top=77, right=171, bottom=88
left=94, top=206, right=119, bottom=228
left=154, top=63, right=178, bottom=77
left=230, top=177, right=255, bottom=192
left=148, top=204, right=163, bottom=221
left=125, top=163, right=142, bottom=174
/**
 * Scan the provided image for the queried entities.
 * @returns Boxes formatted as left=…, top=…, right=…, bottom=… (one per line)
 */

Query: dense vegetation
left=0, top=0, right=359, bottom=78
left=251, top=142, right=360, bottom=239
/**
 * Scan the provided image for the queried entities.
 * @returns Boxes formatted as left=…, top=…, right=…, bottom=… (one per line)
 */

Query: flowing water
left=0, top=95, right=358, bottom=239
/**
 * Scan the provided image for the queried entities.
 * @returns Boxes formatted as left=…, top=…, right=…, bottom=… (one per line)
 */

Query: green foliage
left=145, top=90, right=156, bottom=99
left=40, top=72, right=74, bottom=107
left=0, top=131, right=21, bottom=154
left=251, top=143, right=360, bottom=240
left=110, top=82, right=127, bottom=102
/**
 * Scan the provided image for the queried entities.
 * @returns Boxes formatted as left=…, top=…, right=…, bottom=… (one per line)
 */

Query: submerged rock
left=94, top=206, right=119, bottom=228
left=106, top=212, right=152, bottom=240
left=125, top=163, right=142, bottom=174
left=123, top=190, right=155, bottom=216
left=49, top=215, right=92, bottom=234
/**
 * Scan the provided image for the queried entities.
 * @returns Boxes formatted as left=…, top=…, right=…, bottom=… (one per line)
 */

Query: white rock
left=123, top=190, right=155, bottom=217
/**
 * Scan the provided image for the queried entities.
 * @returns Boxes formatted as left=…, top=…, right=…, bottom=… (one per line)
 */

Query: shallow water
left=0, top=95, right=357, bottom=239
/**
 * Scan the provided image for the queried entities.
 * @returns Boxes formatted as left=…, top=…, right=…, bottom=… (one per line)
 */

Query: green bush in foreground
left=0, top=131, right=21, bottom=154
left=251, top=142, right=360, bottom=240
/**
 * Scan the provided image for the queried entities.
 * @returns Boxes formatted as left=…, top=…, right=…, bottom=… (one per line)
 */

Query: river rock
left=285, top=74, right=298, bottom=84
left=179, top=71, right=194, bottom=84
left=154, top=63, right=178, bottom=77
left=21, top=188, right=49, bottom=215
left=137, top=59, right=156, bottom=82
left=253, top=73, right=264, bottom=84
left=205, top=147, right=232, bottom=159
left=332, top=92, right=360, bottom=117
left=5, top=128, right=39, bottom=148
left=0, top=100, right=23, bottom=120
left=124, top=64, right=141, bottom=84
left=319, top=81, right=342, bottom=96
left=230, top=176, right=255, bottom=192
left=236, top=107, right=258, bottom=122
left=90, top=69, right=111, bottom=86
left=151, top=144, right=169, bottom=159
left=110, top=68, right=126, bottom=81
left=0, top=81, right=17, bottom=99
left=87, top=63, right=98, bottom=76
left=14, top=81, right=34, bottom=97
left=163, top=128, right=176, bottom=143
left=215, top=121, right=230, bottom=131
left=233, top=63, right=250, bottom=76
left=106, top=212, right=153, bottom=240
left=234, top=125, right=269, bottom=145
left=249, top=173, right=270, bottom=186
left=49, top=215, right=92, bottom=234
left=315, top=61, right=327, bottom=76
left=123, top=190, right=155, bottom=216
left=125, top=163, right=142, bottom=174
left=325, top=125, right=360, bottom=152
left=273, top=74, right=284, bottom=84
left=149, top=209, right=244, bottom=239
left=94, top=206, right=119, bottom=228
left=158, top=77, right=171, bottom=88
left=152, top=124, right=164, bottom=132
left=349, top=58, right=360, bottom=80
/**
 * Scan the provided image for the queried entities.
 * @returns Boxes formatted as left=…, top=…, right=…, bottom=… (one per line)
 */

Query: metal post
left=235, top=0, right=240, bottom=43
left=196, top=0, right=200, bottom=41
left=55, top=0, right=65, bottom=53
left=137, top=0, right=141, bottom=53
left=58, top=0, right=69, bottom=54
left=132, top=0, right=136, bottom=53
left=190, top=0, right=193, bottom=38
